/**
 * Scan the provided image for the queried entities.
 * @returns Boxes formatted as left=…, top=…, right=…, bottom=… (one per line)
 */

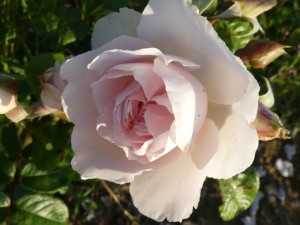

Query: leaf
left=58, top=28, right=76, bottom=46
left=287, top=27, right=300, bottom=46
left=20, top=163, right=68, bottom=193
left=1, top=125, right=20, bottom=158
left=0, top=154, right=16, bottom=185
left=214, top=19, right=253, bottom=52
left=25, top=53, right=63, bottom=94
left=219, top=170, right=260, bottom=221
left=0, top=191, right=11, bottom=223
left=31, top=139, right=60, bottom=170
left=0, top=192, right=10, bottom=208
left=13, top=194, right=68, bottom=225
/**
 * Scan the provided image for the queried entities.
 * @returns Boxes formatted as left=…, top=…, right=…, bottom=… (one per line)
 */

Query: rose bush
left=61, top=0, right=260, bottom=222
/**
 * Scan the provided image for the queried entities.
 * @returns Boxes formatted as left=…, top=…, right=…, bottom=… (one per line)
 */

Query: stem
left=100, top=180, right=138, bottom=224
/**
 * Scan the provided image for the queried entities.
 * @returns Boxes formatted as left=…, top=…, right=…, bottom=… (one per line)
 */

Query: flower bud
left=215, top=0, right=277, bottom=19
left=0, top=74, right=18, bottom=114
left=253, top=102, right=289, bottom=141
left=38, top=61, right=67, bottom=113
left=237, top=0, right=277, bottom=19
left=0, top=74, right=28, bottom=122
left=235, top=39, right=287, bottom=68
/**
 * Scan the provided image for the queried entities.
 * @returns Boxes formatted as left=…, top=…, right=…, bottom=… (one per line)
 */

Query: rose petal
left=0, top=89, right=17, bottom=114
left=205, top=74, right=259, bottom=178
left=192, top=119, right=219, bottom=169
left=93, top=75, right=133, bottom=142
left=92, top=8, right=141, bottom=49
left=232, top=74, right=260, bottom=123
left=151, top=93, right=173, bottom=113
left=5, top=103, right=28, bottom=123
left=71, top=126, right=180, bottom=184
left=154, top=58, right=207, bottom=151
left=133, top=66, right=165, bottom=100
left=130, top=147, right=211, bottom=222
left=138, top=0, right=250, bottom=104
left=206, top=114, right=258, bottom=179
left=144, top=104, right=173, bottom=136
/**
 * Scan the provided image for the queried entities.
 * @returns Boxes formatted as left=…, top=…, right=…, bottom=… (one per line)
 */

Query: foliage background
left=0, top=0, right=299, bottom=224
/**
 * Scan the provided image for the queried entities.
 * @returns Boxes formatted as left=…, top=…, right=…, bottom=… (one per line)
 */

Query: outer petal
left=129, top=120, right=218, bottom=222
left=233, top=74, right=260, bottom=123
left=206, top=75, right=259, bottom=179
left=0, top=89, right=17, bottom=114
left=154, top=58, right=207, bottom=151
left=5, top=103, right=28, bottom=122
left=71, top=126, right=180, bottom=184
left=206, top=115, right=258, bottom=179
left=61, top=36, right=151, bottom=129
left=92, top=8, right=141, bottom=49
left=138, top=0, right=250, bottom=104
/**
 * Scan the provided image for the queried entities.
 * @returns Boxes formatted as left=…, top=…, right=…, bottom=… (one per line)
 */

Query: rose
left=61, top=0, right=259, bottom=222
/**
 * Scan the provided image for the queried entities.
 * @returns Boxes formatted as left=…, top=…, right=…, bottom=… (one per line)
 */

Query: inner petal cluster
left=91, top=60, right=175, bottom=164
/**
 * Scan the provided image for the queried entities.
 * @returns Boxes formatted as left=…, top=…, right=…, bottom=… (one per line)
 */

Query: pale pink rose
left=39, top=62, right=66, bottom=112
left=61, top=0, right=259, bottom=222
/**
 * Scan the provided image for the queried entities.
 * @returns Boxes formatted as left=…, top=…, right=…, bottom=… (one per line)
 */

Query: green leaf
left=25, top=53, right=60, bottom=94
left=13, top=194, right=68, bottom=225
left=58, top=28, right=76, bottom=46
left=0, top=192, right=10, bottom=208
left=0, top=191, right=11, bottom=223
left=1, top=125, right=20, bottom=158
left=20, top=163, right=68, bottom=193
left=31, top=140, right=60, bottom=170
left=0, top=154, right=16, bottom=185
left=287, top=27, right=300, bottom=46
left=215, top=19, right=253, bottom=52
left=219, top=170, right=260, bottom=221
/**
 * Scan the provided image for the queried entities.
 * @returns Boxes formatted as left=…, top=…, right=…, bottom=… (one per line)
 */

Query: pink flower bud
left=253, top=102, right=289, bottom=141
left=236, top=39, right=286, bottom=68
left=0, top=74, right=18, bottom=114
left=0, top=74, right=28, bottom=122
left=38, top=62, right=67, bottom=113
